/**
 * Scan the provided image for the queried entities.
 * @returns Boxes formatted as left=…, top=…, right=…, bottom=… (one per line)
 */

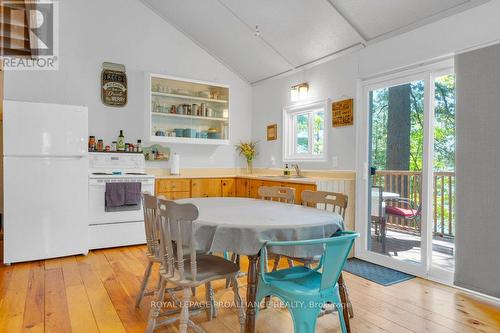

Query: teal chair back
left=261, top=231, right=358, bottom=291
left=317, top=232, right=357, bottom=290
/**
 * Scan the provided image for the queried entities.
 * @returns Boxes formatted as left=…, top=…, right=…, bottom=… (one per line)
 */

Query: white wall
left=251, top=0, right=500, bottom=172
left=358, top=0, right=500, bottom=78
left=4, top=0, right=252, bottom=169
left=251, top=53, right=359, bottom=170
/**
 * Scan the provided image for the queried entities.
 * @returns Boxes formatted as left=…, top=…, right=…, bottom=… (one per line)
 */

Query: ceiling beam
left=251, top=42, right=365, bottom=85
left=325, top=0, right=367, bottom=44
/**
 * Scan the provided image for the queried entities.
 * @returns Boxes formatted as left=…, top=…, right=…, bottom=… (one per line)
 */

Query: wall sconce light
left=291, top=83, right=309, bottom=102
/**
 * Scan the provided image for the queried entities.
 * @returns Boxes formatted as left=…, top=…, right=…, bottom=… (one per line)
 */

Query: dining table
left=176, top=197, right=349, bottom=333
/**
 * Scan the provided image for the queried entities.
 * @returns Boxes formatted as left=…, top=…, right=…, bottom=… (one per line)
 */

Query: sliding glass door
left=357, top=61, right=455, bottom=283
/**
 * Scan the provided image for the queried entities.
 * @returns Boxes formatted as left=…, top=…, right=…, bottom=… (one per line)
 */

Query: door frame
left=355, top=59, right=455, bottom=281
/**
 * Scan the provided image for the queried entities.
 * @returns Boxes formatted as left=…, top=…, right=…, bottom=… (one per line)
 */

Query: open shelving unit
left=147, top=73, right=230, bottom=145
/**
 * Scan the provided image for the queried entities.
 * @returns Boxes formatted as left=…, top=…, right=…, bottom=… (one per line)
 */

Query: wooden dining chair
left=135, top=192, right=162, bottom=307
left=299, top=190, right=354, bottom=320
left=258, top=186, right=296, bottom=271
left=258, top=185, right=296, bottom=204
left=301, top=190, right=348, bottom=219
left=147, top=198, right=246, bottom=333
left=136, top=193, right=209, bottom=309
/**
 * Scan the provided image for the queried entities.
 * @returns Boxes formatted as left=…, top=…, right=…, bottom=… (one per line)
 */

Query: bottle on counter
left=117, top=130, right=125, bottom=151
left=137, top=139, right=142, bottom=153
left=111, top=141, right=117, bottom=152
left=283, top=164, right=291, bottom=176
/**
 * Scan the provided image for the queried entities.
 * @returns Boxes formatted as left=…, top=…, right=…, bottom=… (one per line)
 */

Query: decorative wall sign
left=267, top=124, right=277, bottom=141
left=332, top=98, right=354, bottom=127
left=101, top=62, right=127, bottom=107
left=143, top=144, right=171, bottom=161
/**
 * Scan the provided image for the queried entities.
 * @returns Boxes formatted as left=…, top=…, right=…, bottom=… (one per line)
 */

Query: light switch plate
left=332, top=156, right=339, bottom=168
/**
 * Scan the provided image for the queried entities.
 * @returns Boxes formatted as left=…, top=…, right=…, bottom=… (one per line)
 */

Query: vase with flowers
left=235, top=141, right=258, bottom=174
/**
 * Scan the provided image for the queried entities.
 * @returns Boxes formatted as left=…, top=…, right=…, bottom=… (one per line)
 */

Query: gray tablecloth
left=176, top=197, right=344, bottom=257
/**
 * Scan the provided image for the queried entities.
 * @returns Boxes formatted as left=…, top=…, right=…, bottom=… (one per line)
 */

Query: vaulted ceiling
left=141, top=0, right=490, bottom=84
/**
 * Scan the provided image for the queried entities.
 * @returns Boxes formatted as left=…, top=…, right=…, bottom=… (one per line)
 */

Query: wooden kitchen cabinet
left=156, top=179, right=191, bottom=193
left=248, top=179, right=266, bottom=198
left=221, top=178, right=235, bottom=197
left=235, top=178, right=250, bottom=197
left=191, top=179, right=222, bottom=197
left=154, top=177, right=317, bottom=204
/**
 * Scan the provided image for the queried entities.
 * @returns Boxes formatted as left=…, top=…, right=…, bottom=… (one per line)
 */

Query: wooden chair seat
left=160, top=254, right=239, bottom=287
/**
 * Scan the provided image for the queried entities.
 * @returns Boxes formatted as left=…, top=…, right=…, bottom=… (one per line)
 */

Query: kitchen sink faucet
left=291, top=163, right=302, bottom=177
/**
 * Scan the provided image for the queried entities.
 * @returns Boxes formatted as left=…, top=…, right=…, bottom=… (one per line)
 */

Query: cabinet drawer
left=158, top=191, right=191, bottom=200
left=156, top=179, right=191, bottom=193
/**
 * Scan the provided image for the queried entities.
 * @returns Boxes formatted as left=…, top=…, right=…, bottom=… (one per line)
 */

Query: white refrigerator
left=3, top=100, right=89, bottom=264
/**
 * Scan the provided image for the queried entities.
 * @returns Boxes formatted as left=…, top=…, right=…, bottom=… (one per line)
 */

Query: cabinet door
left=235, top=178, right=249, bottom=197
left=221, top=178, right=235, bottom=197
left=191, top=179, right=222, bottom=197
left=249, top=179, right=266, bottom=198
left=156, top=179, right=191, bottom=194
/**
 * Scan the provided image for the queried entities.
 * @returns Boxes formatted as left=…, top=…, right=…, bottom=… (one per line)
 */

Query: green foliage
left=370, top=75, right=455, bottom=172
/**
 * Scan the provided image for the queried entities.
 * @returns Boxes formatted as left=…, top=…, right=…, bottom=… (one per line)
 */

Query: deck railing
left=372, top=170, right=455, bottom=238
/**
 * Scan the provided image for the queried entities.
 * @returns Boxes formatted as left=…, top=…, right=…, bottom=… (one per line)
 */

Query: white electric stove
left=88, top=152, right=155, bottom=249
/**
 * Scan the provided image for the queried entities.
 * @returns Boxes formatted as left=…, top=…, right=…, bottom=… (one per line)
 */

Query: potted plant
left=235, top=141, right=258, bottom=174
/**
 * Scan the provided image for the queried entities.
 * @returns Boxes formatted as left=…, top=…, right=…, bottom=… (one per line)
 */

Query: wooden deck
left=370, top=229, right=455, bottom=271
left=1, top=245, right=499, bottom=333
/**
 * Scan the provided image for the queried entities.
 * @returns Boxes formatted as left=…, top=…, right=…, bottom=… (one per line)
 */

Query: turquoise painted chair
left=256, top=231, right=359, bottom=333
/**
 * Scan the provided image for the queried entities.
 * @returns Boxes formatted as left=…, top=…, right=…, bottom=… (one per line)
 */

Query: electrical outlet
left=332, top=156, right=339, bottom=168
left=270, top=156, right=276, bottom=166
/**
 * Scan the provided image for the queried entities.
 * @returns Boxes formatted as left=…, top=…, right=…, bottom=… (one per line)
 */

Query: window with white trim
left=283, top=100, right=327, bottom=161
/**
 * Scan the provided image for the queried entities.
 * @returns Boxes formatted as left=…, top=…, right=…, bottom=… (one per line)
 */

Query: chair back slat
left=142, top=192, right=160, bottom=257
left=158, top=198, right=199, bottom=282
left=320, top=233, right=357, bottom=290
left=301, top=190, right=348, bottom=219
left=258, top=186, right=295, bottom=204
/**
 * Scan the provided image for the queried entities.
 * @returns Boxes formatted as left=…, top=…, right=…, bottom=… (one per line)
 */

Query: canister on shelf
left=111, top=141, right=117, bottom=151
left=88, top=136, right=96, bottom=151
left=97, top=139, right=104, bottom=152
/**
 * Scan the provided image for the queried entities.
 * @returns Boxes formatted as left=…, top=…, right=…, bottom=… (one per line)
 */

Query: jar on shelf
left=97, top=139, right=104, bottom=152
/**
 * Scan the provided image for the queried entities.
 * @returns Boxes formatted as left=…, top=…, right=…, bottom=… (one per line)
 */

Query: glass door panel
left=368, top=80, right=424, bottom=265
left=432, top=74, right=456, bottom=273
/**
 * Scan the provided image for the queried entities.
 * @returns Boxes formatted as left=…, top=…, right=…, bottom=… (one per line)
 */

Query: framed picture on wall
left=332, top=98, right=354, bottom=127
left=267, top=124, right=278, bottom=141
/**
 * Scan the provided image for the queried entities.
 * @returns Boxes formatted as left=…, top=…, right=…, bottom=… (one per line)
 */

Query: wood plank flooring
left=0, top=245, right=499, bottom=333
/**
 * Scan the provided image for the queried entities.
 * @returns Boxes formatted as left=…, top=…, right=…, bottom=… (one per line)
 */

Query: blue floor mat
left=343, top=258, right=415, bottom=286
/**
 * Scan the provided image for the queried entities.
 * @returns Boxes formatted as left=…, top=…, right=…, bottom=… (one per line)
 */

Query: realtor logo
left=1, top=0, right=59, bottom=70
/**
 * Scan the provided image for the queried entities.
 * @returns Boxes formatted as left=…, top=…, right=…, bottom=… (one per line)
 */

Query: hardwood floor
left=0, top=245, right=499, bottom=333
